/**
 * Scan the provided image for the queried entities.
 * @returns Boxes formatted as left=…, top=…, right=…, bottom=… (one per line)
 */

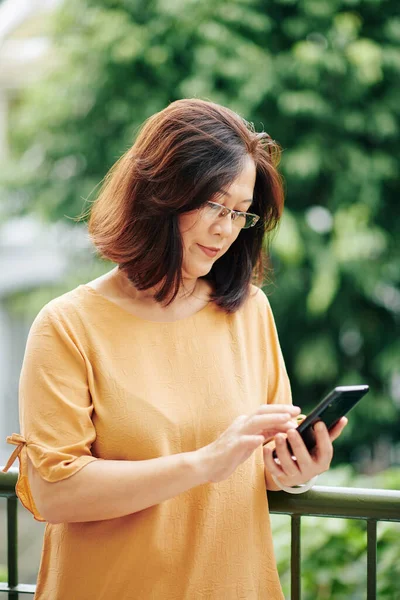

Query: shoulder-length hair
left=88, top=98, right=284, bottom=312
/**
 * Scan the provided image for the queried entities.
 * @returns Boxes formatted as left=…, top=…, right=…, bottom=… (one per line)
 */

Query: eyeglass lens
left=204, top=202, right=258, bottom=229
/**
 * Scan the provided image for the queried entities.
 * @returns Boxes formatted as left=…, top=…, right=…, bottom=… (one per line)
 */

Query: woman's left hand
left=263, top=417, right=348, bottom=488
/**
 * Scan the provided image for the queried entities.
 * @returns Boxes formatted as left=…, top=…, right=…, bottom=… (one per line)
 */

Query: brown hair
left=88, top=98, right=284, bottom=312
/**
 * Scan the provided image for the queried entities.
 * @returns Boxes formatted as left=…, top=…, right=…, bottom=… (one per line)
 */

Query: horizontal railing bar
left=0, top=468, right=19, bottom=497
left=268, top=485, right=400, bottom=522
left=0, top=583, right=36, bottom=594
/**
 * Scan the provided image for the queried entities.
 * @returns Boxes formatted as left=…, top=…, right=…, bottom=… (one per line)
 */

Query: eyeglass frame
left=200, top=201, right=260, bottom=230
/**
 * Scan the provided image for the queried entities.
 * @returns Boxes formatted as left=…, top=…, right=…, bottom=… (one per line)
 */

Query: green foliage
left=271, top=467, right=400, bottom=599
left=1, top=0, right=399, bottom=466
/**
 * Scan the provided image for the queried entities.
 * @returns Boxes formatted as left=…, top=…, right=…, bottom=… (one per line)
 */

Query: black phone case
left=272, top=385, right=369, bottom=458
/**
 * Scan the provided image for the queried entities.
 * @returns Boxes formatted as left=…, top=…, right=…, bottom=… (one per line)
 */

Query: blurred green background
left=2, top=0, right=399, bottom=470
left=0, top=0, right=399, bottom=596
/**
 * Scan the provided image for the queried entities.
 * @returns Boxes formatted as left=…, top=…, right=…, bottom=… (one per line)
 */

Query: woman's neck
left=115, top=267, right=204, bottom=305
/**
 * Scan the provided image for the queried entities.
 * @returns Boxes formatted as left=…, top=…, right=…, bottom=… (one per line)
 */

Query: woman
left=4, top=99, right=346, bottom=599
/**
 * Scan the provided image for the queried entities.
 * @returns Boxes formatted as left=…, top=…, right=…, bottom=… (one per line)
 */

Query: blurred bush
left=1, top=0, right=399, bottom=469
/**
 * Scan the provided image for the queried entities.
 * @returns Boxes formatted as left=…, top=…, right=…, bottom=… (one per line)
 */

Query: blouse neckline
left=79, top=284, right=216, bottom=325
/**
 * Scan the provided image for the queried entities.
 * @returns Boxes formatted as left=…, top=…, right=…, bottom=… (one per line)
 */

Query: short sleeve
left=3, top=305, right=97, bottom=521
left=258, top=289, right=292, bottom=407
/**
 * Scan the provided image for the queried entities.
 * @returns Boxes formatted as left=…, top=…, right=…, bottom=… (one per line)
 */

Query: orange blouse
left=4, top=284, right=291, bottom=600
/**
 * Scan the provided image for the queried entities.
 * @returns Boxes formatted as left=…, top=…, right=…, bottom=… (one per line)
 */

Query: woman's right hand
left=197, top=404, right=301, bottom=483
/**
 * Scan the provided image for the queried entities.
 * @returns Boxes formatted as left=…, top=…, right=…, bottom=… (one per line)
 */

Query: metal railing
left=1, top=466, right=400, bottom=599
left=0, top=468, right=36, bottom=598
left=268, top=485, right=400, bottom=600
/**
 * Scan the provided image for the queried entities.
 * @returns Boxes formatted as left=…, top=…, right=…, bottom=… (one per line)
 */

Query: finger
left=233, top=414, right=249, bottom=425
left=328, top=417, right=348, bottom=442
left=241, top=414, right=298, bottom=436
left=285, top=428, right=313, bottom=471
left=273, top=434, right=300, bottom=477
left=263, top=445, right=286, bottom=478
left=241, top=434, right=266, bottom=449
left=254, top=404, right=301, bottom=416
left=312, top=422, right=333, bottom=465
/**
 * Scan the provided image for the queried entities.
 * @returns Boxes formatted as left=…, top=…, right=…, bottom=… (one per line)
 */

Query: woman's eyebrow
left=219, top=190, right=253, bottom=204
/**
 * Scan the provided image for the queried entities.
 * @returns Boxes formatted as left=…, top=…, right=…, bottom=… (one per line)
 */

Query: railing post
left=291, top=515, right=301, bottom=600
left=367, top=519, right=377, bottom=600
left=7, top=496, right=18, bottom=600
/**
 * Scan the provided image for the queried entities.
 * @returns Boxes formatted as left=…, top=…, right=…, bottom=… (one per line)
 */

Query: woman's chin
left=183, top=261, right=214, bottom=279
left=190, top=266, right=213, bottom=279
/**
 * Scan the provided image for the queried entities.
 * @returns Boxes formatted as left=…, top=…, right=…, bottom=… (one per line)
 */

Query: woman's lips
left=197, top=244, right=220, bottom=258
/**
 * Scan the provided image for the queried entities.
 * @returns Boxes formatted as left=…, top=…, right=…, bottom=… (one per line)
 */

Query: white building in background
left=0, top=0, right=87, bottom=465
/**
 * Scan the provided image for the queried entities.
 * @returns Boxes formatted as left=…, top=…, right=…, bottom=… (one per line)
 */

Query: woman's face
left=179, top=155, right=257, bottom=281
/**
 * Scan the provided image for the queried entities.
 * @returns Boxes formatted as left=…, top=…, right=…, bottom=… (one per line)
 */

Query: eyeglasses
left=200, top=201, right=260, bottom=230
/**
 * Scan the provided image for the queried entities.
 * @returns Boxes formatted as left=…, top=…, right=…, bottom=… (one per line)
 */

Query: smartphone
left=272, top=384, right=369, bottom=458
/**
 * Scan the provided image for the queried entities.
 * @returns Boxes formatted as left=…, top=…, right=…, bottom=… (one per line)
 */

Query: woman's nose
left=210, top=213, right=233, bottom=237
